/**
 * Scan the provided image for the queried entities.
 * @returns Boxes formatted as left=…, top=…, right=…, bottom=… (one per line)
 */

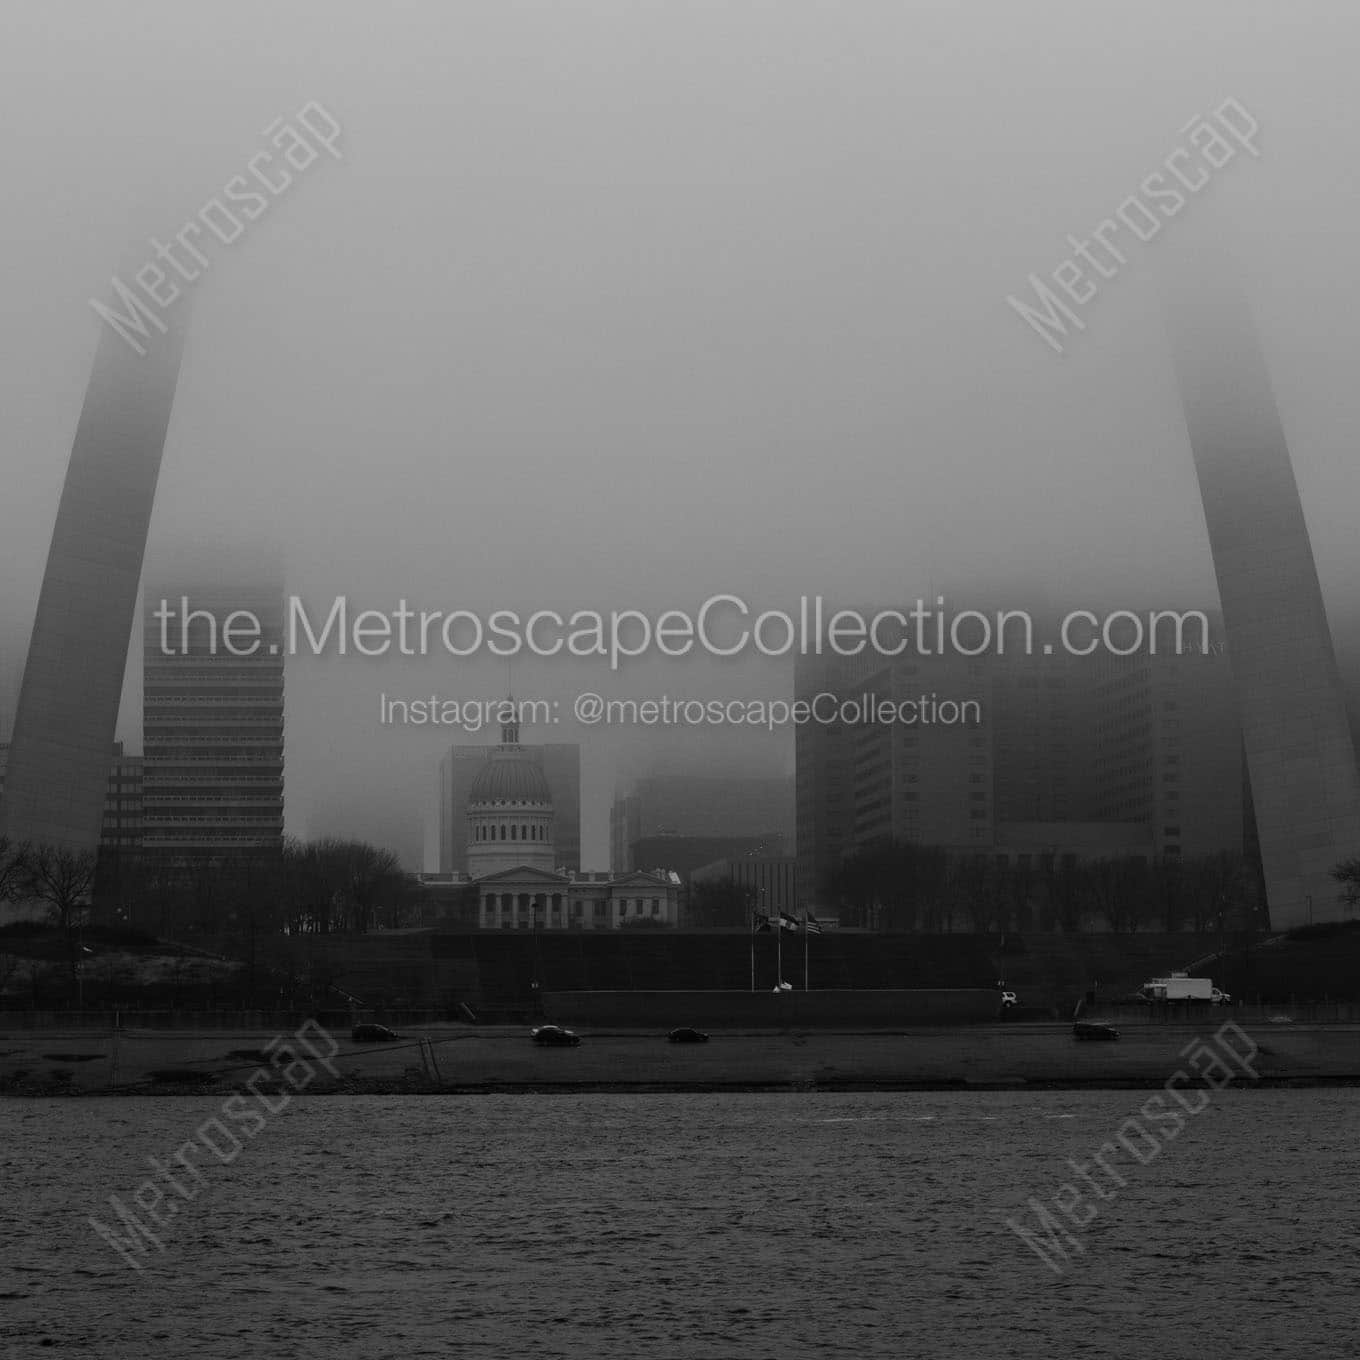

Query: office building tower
left=141, top=572, right=285, bottom=859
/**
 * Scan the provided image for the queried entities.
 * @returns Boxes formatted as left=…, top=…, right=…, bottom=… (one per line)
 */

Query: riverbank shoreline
left=9, top=1076, right=1360, bottom=1097
left=6, top=1020, right=1360, bottom=1096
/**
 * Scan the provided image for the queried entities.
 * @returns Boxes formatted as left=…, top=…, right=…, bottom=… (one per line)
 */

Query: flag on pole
left=779, top=912, right=800, bottom=931
left=805, top=912, right=824, bottom=935
left=752, top=913, right=774, bottom=933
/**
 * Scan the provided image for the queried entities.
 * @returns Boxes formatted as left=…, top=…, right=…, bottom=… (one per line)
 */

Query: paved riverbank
left=5, top=1019, right=1360, bottom=1094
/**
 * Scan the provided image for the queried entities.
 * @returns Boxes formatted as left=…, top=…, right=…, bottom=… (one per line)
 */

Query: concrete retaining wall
left=542, top=988, right=1001, bottom=1028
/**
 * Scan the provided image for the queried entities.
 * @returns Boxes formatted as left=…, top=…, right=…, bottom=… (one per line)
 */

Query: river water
left=2, top=1090, right=1357, bottom=1358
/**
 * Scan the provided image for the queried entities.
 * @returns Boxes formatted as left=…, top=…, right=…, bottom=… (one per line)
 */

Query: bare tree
left=277, top=837, right=413, bottom=934
left=1043, top=857, right=1085, bottom=934
left=0, top=838, right=31, bottom=904
left=1086, top=857, right=1153, bottom=934
left=1332, top=856, right=1360, bottom=913
left=23, top=843, right=98, bottom=1002
left=25, top=843, right=98, bottom=937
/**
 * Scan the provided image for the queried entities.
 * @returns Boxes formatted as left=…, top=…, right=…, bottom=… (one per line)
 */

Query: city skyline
left=5, top=8, right=1360, bottom=1351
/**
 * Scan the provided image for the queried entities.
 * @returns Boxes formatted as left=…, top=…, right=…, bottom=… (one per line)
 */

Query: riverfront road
left=4, top=1021, right=1359, bottom=1093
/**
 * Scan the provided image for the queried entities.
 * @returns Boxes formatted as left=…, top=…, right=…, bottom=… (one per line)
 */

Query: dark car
left=351, top=1023, right=400, bottom=1043
left=1073, top=1021, right=1120, bottom=1041
left=667, top=1027, right=710, bottom=1044
left=531, top=1025, right=581, bottom=1047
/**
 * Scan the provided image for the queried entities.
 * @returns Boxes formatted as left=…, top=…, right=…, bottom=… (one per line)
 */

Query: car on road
left=1072, top=1021, right=1120, bottom=1041
left=351, top=1024, right=401, bottom=1043
left=531, top=1025, right=581, bottom=1047
left=667, top=1027, right=710, bottom=1044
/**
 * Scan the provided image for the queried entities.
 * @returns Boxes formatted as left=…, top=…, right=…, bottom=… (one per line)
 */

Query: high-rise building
left=610, top=774, right=795, bottom=874
left=1090, top=647, right=1244, bottom=860
left=141, top=573, right=285, bottom=859
left=992, top=653, right=1092, bottom=824
left=1169, top=251, right=1360, bottom=928
left=628, top=832, right=786, bottom=882
left=439, top=740, right=579, bottom=873
left=794, top=609, right=1245, bottom=911
left=104, top=743, right=145, bottom=859
left=690, top=854, right=798, bottom=919
left=795, top=654, right=856, bottom=912
left=0, top=296, right=187, bottom=852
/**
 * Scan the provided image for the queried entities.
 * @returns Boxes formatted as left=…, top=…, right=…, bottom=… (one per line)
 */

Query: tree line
left=0, top=834, right=419, bottom=941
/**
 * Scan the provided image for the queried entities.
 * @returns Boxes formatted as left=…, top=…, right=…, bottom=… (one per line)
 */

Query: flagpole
left=803, top=909, right=809, bottom=991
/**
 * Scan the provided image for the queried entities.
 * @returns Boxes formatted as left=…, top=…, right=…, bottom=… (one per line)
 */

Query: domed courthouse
left=468, top=711, right=679, bottom=930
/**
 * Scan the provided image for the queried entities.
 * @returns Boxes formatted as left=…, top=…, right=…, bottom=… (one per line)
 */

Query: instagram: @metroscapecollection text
left=378, top=692, right=983, bottom=732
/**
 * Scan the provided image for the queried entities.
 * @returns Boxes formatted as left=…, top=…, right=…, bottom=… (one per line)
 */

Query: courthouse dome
left=467, top=750, right=552, bottom=806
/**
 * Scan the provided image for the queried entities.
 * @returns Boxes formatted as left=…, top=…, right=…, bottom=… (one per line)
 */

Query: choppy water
left=3, top=1091, right=1358, bottom=1358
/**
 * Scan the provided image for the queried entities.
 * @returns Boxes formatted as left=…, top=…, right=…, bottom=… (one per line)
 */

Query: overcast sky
left=2, top=2, right=1358, bottom=866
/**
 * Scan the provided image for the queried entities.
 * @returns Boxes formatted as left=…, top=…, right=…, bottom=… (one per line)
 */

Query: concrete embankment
left=541, top=988, right=1001, bottom=1028
left=4, top=1020, right=1360, bottom=1094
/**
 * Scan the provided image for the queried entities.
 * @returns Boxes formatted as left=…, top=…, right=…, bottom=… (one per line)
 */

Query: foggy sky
left=3, top=2, right=1359, bottom=867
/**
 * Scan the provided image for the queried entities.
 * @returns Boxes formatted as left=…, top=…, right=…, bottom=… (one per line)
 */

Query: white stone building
left=462, top=709, right=680, bottom=929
